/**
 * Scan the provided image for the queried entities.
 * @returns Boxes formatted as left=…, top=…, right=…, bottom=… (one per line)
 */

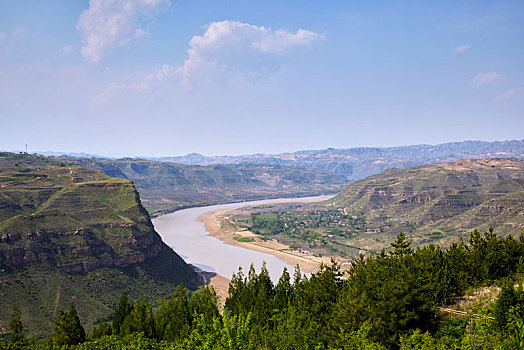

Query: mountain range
left=152, top=140, right=524, bottom=181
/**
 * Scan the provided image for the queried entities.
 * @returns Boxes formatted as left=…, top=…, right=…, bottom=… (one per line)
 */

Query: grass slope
left=328, top=158, right=524, bottom=245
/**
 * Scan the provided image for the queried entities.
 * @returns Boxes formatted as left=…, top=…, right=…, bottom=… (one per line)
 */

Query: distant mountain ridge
left=151, top=140, right=524, bottom=181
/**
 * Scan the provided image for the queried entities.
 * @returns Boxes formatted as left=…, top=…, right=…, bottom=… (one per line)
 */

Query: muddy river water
left=152, top=195, right=331, bottom=281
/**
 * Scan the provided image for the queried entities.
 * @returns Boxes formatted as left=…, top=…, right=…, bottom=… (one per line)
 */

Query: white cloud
left=472, top=72, right=502, bottom=87
left=93, top=64, right=179, bottom=104
left=96, top=20, right=324, bottom=100
left=12, top=27, right=25, bottom=40
left=0, top=27, right=26, bottom=46
left=454, top=44, right=471, bottom=53
left=61, top=45, right=74, bottom=55
left=178, top=21, right=323, bottom=87
left=496, top=87, right=524, bottom=100
left=189, top=21, right=322, bottom=55
left=77, top=0, right=170, bottom=63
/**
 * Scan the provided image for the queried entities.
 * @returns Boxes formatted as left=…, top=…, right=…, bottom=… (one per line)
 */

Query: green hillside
left=328, top=157, right=524, bottom=246
left=0, top=153, right=201, bottom=337
left=63, top=158, right=348, bottom=214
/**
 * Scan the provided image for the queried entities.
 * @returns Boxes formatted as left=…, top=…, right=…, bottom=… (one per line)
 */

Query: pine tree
left=293, top=264, right=302, bottom=288
left=391, top=232, right=413, bottom=257
left=494, top=278, right=518, bottom=331
left=51, top=302, right=86, bottom=346
left=9, top=306, right=26, bottom=345
left=92, top=317, right=112, bottom=339
left=112, top=291, right=133, bottom=335
left=274, top=267, right=292, bottom=309
left=156, top=285, right=191, bottom=341
left=120, top=296, right=156, bottom=339
left=188, top=285, right=219, bottom=326
left=225, top=266, right=249, bottom=315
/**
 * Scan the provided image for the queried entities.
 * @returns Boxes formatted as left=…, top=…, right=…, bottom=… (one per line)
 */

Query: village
left=230, top=204, right=380, bottom=258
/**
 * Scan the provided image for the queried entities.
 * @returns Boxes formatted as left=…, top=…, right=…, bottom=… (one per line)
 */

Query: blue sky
left=0, top=0, right=523, bottom=157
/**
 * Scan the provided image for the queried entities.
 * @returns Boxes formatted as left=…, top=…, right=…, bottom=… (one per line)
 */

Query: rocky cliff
left=0, top=153, right=201, bottom=336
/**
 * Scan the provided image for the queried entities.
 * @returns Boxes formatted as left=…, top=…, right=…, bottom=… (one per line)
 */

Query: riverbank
left=209, top=275, right=230, bottom=308
left=197, top=195, right=346, bottom=275
left=153, top=195, right=341, bottom=301
left=149, top=192, right=341, bottom=218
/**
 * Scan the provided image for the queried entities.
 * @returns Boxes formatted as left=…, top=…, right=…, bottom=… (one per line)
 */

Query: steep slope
left=153, top=140, right=524, bottom=181
left=63, top=158, right=348, bottom=214
left=0, top=153, right=201, bottom=336
left=327, top=158, right=524, bottom=243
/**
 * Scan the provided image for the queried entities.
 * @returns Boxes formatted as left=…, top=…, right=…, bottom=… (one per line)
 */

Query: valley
left=61, top=157, right=348, bottom=215
left=225, top=158, right=524, bottom=261
left=1, top=151, right=523, bottom=348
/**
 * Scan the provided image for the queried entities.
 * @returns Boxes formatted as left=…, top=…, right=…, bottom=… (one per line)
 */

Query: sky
left=0, top=0, right=523, bottom=157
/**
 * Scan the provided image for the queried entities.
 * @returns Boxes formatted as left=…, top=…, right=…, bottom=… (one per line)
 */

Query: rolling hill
left=327, top=157, right=524, bottom=246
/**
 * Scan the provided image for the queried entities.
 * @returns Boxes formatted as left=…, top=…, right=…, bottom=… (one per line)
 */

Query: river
left=152, top=195, right=332, bottom=282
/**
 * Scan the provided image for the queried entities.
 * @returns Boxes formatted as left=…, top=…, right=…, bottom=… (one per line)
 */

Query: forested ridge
left=3, top=229, right=524, bottom=349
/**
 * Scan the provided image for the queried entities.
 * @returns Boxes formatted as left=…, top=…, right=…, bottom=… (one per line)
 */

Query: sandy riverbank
left=208, top=274, right=230, bottom=309
left=197, top=198, right=343, bottom=275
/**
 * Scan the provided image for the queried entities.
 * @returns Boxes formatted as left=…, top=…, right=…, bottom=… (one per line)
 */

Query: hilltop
left=0, top=153, right=201, bottom=336
left=153, top=140, right=524, bottom=181
left=328, top=157, right=524, bottom=246
left=61, top=158, right=348, bottom=214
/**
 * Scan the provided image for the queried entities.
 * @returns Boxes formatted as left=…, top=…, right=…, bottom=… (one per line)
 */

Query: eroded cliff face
left=0, top=177, right=173, bottom=274
left=328, top=158, right=524, bottom=236
left=0, top=224, right=165, bottom=273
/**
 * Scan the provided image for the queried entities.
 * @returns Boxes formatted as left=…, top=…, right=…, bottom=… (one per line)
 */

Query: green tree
left=460, top=318, right=502, bottom=350
left=156, top=284, right=191, bottom=341
left=112, top=291, right=133, bottom=336
left=493, top=278, right=517, bottom=332
left=391, top=232, right=413, bottom=257
left=50, top=302, right=86, bottom=346
left=293, top=260, right=343, bottom=347
left=188, top=285, right=220, bottom=327
left=335, top=322, right=387, bottom=350
left=8, top=306, right=26, bottom=346
left=504, top=306, right=524, bottom=350
left=92, top=317, right=112, bottom=339
left=399, top=329, right=446, bottom=350
left=120, top=296, right=156, bottom=339
left=225, top=266, right=250, bottom=315
left=274, top=267, right=292, bottom=310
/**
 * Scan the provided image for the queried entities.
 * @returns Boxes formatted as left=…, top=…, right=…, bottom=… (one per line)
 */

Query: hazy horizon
left=2, top=138, right=522, bottom=159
